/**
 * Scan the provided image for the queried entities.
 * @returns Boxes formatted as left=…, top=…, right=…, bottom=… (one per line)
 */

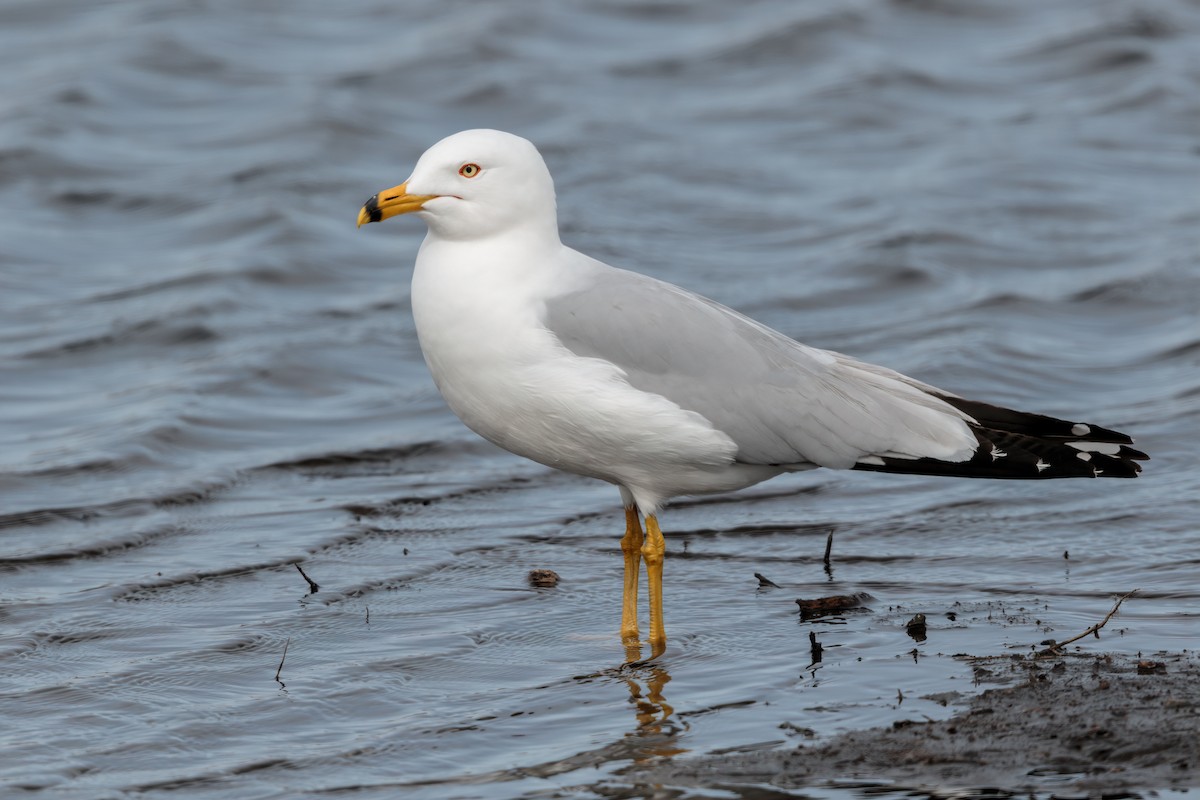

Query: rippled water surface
left=2, top=1, right=1198, bottom=798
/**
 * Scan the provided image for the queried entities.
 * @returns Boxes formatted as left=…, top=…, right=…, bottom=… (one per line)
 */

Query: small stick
left=1040, top=589, right=1138, bottom=655
left=823, top=532, right=833, bottom=568
left=365, top=606, right=370, bottom=624
left=754, top=572, right=780, bottom=588
left=294, top=563, right=319, bottom=593
left=275, top=637, right=291, bottom=685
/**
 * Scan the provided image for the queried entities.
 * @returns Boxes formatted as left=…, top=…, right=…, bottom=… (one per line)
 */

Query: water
left=1, top=0, right=1197, bottom=797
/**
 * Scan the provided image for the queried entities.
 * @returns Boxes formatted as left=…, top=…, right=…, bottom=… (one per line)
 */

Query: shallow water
left=1, top=0, right=1198, bottom=797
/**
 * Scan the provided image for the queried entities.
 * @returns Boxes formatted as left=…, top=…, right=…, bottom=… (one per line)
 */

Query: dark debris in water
left=293, top=563, right=319, bottom=594
left=905, top=613, right=928, bottom=643
left=753, top=571, right=780, bottom=588
left=527, top=568, right=560, bottom=588
left=795, top=592, right=873, bottom=620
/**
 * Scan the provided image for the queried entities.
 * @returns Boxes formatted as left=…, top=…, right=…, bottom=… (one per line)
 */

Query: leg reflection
left=634, top=667, right=674, bottom=729
left=621, top=664, right=685, bottom=759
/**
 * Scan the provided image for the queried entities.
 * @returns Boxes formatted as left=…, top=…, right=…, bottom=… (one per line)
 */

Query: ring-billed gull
left=357, top=129, right=1147, bottom=660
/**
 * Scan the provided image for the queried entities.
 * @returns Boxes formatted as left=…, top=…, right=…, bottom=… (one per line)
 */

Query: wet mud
left=629, top=652, right=1200, bottom=795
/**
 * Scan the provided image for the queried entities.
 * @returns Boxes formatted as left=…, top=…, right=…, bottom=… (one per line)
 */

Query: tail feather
left=854, top=395, right=1148, bottom=480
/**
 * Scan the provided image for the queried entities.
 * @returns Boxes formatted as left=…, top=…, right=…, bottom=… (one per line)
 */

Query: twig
left=294, top=563, right=319, bottom=593
left=275, top=638, right=291, bottom=685
left=1039, top=589, right=1138, bottom=656
left=823, top=532, right=834, bottom=568
left=754, top=572, right=780, bottom=588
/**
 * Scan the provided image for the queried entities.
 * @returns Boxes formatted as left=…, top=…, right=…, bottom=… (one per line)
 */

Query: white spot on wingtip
left=1035, top=459, right=1050, bottom=472
left=1076, top=451, right=1092, bottom=461
left=1071, top=423, right=1091, bottom=436
left=858, top=455, right=885, bottom=466
left=990, top=447, right=1007, bottom=461
left=1066, top=441, right=1121, bottom=455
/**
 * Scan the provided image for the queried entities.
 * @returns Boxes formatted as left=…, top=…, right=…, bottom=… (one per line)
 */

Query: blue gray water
left=2, top=1, right=1197, bottom=797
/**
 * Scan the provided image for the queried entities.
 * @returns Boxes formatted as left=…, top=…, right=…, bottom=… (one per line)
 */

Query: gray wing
left=542, top=259, right=977, bottom=470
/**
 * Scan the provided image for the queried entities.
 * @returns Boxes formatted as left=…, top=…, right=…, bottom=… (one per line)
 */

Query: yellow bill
left=357, top=182, right=438, bottom=227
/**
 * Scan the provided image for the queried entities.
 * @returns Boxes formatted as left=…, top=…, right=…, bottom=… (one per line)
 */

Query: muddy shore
left=626, top=652, right=1200, bottom=795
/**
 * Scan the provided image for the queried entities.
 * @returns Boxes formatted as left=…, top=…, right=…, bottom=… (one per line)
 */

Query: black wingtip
left=853, top=428, right=1145, bottom=480
left=933, top=395, right=1142, bottom=447
left=853, top=394, right=1148, bottom=481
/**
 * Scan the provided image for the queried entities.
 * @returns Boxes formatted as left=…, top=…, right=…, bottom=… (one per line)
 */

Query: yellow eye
left=458, top=163, right=481, bottom=178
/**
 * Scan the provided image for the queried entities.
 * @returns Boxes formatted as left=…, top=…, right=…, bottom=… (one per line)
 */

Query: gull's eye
left=458, top=163, right=481, bottom=178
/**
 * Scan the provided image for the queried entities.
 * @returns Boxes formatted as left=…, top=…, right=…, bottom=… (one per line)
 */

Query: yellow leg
left=619, top=506, right=644, bottom=646
left=642, top=514, right=667, bottom=658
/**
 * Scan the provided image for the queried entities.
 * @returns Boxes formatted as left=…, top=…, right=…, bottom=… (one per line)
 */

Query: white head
left=357, top=129, right=559, bottom=242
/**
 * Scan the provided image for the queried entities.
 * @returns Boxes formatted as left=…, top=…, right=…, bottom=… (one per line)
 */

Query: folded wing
left=543, top=260, right=1145, bottom=479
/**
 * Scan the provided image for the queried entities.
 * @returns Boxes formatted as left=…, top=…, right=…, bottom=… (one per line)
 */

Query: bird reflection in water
left=618, top=663, right=687, bottom=761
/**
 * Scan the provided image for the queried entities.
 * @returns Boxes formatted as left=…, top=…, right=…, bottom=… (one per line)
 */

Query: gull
left=357, top=129, right=1147, bottom=660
